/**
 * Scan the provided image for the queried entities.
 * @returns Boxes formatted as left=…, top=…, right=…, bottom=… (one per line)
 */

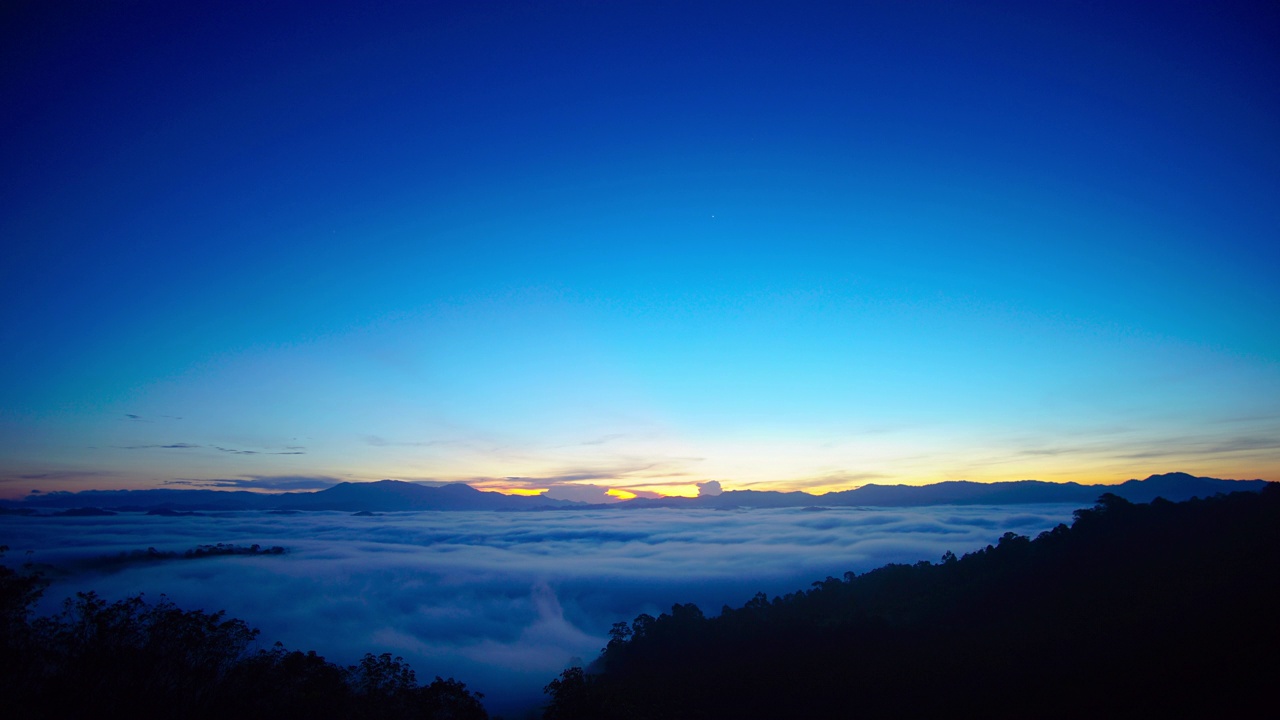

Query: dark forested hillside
left=545, top=487, right=1280, bottom=719
left=0, top=556, right=489, bottom=720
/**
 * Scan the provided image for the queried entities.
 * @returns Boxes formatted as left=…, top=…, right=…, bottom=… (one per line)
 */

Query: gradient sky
left=3, top=1, right=1278, bottom=500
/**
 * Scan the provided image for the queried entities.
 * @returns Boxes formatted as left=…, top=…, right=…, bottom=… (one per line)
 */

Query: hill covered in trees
left=544, top=486, right=1280, bottom=719
left=0, top=556, right=489, bottom=720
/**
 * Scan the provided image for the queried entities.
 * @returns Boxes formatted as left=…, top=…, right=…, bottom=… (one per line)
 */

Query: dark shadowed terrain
left=543, top=487, right=1280, bottom=719
left=3, top=479, right=1276, bottom=717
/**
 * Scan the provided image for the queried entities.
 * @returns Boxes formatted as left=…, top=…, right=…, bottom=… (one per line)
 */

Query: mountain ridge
left=541, top=486, right=1280, bottom=718
left=4, top=472, right=1266, bottom=513
left=613, top=472, right=1266, bottom=509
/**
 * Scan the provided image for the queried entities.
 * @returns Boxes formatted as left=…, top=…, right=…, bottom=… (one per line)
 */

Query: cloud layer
left=3, top=504, right=1077, bottom=714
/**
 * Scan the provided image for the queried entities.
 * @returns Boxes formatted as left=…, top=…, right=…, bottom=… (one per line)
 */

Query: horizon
left=4, top=2, right=1278, bottom=502
left=9, top=470, right=1263, bottom=503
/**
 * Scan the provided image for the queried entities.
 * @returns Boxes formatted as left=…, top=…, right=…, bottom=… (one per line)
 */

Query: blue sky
left=3, top=1, right=1278, bottom=499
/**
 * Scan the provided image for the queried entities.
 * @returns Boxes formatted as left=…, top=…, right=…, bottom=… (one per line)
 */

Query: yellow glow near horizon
left=500, top=488, right=547, bottom=496
left=3, top=463, right=1274, bottom=502
left=626, top=483, right=700, bottom=498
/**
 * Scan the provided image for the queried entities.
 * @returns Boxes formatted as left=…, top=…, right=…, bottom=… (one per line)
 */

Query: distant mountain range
left=4, top=480, right=576, bottom=513
left=2, top=472, right=1267, bottom=514
left=619, top=472, right=1269, bottom=509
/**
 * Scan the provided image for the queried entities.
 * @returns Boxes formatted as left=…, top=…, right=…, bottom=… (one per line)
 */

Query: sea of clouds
left=1, top=504, right=1078, bottom=715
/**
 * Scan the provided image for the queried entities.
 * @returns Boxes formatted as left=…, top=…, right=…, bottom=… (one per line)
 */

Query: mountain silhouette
left=618, top=472, right=1266, bottom=509
left=9, top=481, right=576, bottom=513
left=277, top=480, right=570, bottom=512
left=7, top=473, right=1266, bottom=513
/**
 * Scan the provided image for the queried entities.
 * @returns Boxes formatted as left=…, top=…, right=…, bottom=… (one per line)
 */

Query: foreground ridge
left=545, top=486, right=1280, bottom=719
left=0, top=553, right=489, bottom=720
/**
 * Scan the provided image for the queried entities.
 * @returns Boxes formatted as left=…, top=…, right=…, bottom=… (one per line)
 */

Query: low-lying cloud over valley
left=2, top=505, right=1077, bottom=714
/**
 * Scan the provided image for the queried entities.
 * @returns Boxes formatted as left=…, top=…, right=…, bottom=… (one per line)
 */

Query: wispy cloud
left=163, top=475, right=341, bottom=491
left=756, top=471, right=893, bottom=493
left=1018, top=447, right=1082, bottom=457
left=556, top=434, right=626, bottom=448
left=1, top=470, right=119, bottom=485
left=1113, top=435, right=1280, bottom=460
left=121, top=413, right=182, bottom=422
left=111, top=443, right=302, bottom=455
left=471, top=457, right=701, bottom=491
left=504, top=472, right=625, bottom=485
left=363, top=435, right=442, bottom=448
left=212, top=446, right=306, bottom=456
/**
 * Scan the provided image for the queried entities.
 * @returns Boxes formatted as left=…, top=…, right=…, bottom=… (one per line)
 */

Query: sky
left=2, top=1, right=1278, bottom=500
left=3, top=504, right=1079, bottom=713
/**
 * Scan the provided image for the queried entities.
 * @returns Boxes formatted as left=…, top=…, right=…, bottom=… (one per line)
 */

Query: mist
left=2, top=504, right=1077, bottom=714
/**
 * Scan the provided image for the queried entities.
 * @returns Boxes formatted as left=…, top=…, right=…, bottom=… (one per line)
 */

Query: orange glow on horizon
left=622, top=483, right=700, bottom=498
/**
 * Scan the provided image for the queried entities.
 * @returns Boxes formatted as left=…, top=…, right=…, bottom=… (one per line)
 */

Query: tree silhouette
left=544, top=487, right=1280, bottom=719
left=0, top=551, right=490, bottom=719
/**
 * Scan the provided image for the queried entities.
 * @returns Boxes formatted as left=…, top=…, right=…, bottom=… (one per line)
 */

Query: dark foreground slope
left=0, top=560, right=489, bottom=720
left=546, top=486, right=1280, bottom=719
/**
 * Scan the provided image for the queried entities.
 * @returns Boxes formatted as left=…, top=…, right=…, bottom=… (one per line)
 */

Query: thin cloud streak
left=213, top=446, right=305, bottom=456
left=363, top=435, right=443, bottom=448
left=163, top=475, right=342, bottom=491
left=2, top=470, right=120, bottom=485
